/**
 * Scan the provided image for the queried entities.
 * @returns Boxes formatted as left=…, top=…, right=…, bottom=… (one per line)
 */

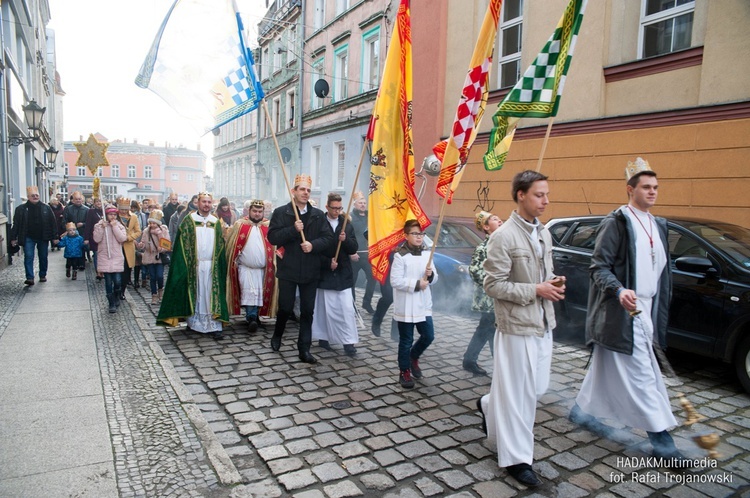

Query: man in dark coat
left=267, top=174, right=334, bottom=363
left=348, top=191, right=376, bottom=313
left=312, top=193, right=359, bottom=356
left=62, top=191, right=89, bottom=269
left=162, top=192, right=180, bottom=227
left=10, top=185, right=59, bottom=285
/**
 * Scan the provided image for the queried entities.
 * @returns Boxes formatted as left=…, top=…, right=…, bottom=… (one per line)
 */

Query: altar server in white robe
left=311, top=193, right=359, bottom=356
left=478, top=170, right=564, bottom=488
left=571, top=158, right=684, bottom=461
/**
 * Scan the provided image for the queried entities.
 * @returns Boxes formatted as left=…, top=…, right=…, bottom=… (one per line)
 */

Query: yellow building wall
left=445, top=118, right=750, bottom=228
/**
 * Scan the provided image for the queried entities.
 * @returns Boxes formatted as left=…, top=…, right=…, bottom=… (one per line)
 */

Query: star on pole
left=74, top=133, right=110, bottom=174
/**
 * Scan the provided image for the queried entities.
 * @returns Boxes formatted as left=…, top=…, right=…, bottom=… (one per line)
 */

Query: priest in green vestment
left=157, top=192, right=229, bottom=338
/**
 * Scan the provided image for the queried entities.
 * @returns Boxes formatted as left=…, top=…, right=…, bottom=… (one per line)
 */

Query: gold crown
left=625, top=157, right=653, bottom=180
left=197, top=191, right=213, bottom=200
left=116, top=197, right=131, bottom=209
left=352, top=190, right=365, bottom=201
left=294, top=174, right=312, bottom=189
left=26, top=185, right=40, bottom=196
left=475, top=210, right=494, bottom=231
left=250, top=199, right=265, bottom=209
left=148, top=209, right=164, bottom=225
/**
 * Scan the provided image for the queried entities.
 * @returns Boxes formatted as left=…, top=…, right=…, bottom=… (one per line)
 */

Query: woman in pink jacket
left=93, top=205, right=128, bottom=313
left=136, top=210, right=171, bottom=305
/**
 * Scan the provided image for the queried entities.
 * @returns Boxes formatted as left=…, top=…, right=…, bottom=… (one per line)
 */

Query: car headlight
left=458, top=264, right=470, bottom=273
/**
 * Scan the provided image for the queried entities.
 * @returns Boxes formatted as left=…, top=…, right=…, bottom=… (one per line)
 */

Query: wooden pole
left=261, top=99, right=305, bottom=242
left=425, top=193, right=449, bottom=275
left=333, top=137, right=369, bottom=260
left=535, top=119, right=554, bottom=172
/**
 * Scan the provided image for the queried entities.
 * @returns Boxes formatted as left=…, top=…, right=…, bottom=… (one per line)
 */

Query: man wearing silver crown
left=570, top=158, right=685, bottom=462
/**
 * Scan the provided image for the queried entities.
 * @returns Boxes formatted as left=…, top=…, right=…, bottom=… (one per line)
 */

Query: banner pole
left=333, top=137, right=369, bottom=260
left=535, top=119, right=554, bottom=172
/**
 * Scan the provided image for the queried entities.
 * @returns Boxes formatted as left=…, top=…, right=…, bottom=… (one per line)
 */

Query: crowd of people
left=9, top=160, right=688, bottom=488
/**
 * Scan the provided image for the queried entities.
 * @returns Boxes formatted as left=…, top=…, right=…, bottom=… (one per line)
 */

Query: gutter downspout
left=296, top=0, right=305, bottom=174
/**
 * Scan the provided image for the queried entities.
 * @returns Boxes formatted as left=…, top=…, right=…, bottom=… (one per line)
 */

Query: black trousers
left=274, top=279, right=318, bottom=352
left=350, top=255, right=376, bottom=305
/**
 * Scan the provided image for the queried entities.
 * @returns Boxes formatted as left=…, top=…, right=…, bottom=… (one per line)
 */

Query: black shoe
left=372, top=322, right=381, bottom=337
left=344, top=344, right=357, bottom=356
left=463, top=361, right=487, bottom=376
left=24, top=279, right=34, bottom=286
left=362, top=302, right=375, bottom=314
left=39, top=277, right=47, bottom=283
left=476, top=398, right=487, bottom=435
left=66, top=268, right=71, bottom=278
left=411, top=359, right=423, bottom=379
left=506, top=464, right=541, bottom=487
left=246, top=317, right=259, bottom=333
left=299, top=351, right=317, bottom=364
left=318, top=340, right=332, bottom=351
left=211, top=331, right=225, bottom=340
left=399, top=369, right=415, bottom=389
left=271, top=335, right=282, bottom=352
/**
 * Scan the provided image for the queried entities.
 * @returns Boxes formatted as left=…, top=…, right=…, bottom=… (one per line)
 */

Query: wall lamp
left=8, top=100, right=46, bottom=146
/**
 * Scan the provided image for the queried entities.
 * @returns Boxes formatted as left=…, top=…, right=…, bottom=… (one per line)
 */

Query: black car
left=548, top=215, right=750, bottom=393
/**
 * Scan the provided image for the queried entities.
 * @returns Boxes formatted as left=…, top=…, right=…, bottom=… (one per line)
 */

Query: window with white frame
left=286, top=89, right=296, bottom=129
left=97, top=166, right=103, bottom=176
left=103, top=185, right=117, bottom=198
left=128, top=165, right=136, bottom=178
left=334, top=141, right=346, bottom=189
left=64, top=163, right=69, bottom=175
left=497, top=0, right=523, bottom=89
left=111, top=164, right=119, bottom=177
left=77, top=166, right=86, bottom=176
left=311, top=145, right=321, bottom=188
left=336, top=0, right=349, bottom=16
left=361, top=27, right=380, bottom=92
left=640, top=0, right=694, bottom=58
left=273, top=37, right=282, bottom=72
left=314, top=0, right=325, bottom=30
left=287, top=26, right=297, bottom=63
left=273, top=96, right=282, bottom=133
left=144, top=185, right=153, bottom=190
left=187, top=173, right=194, bottom=181
left=334, top=46, right=348, bottom=102
left=311, top=58, right=325, bottom=110
left=144, top=165, right=152, bottom=179
left=172, top=173, right=179, bottom=181
left=262, top=47, right=270, bottom=79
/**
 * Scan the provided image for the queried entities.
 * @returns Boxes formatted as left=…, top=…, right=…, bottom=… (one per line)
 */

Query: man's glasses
left=328, top=206, right=344, bottom=211
left=407, top=232, right=426, bottom=236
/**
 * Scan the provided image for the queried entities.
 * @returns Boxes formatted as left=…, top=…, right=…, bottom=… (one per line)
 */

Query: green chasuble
left=157, top=214, right=229, bottom=327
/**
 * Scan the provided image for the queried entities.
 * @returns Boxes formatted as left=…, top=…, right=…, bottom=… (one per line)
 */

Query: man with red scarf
left=226, top=199, right=276, bottom=332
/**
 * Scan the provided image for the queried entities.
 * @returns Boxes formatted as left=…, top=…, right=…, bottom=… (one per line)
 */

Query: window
left=548, top=222, right=573, bottom=244
left=187, top=174, right=194, bottom=181
left=144, top=185, right=153, bottom=190
left=287, top=26, right=297, bottom=63
left=361, top=28, right=380, bottom=93
left=77, top=166, right=86, bottom=176
left=334, top=141, right=345, bottom=189
left=144, top=165, right=152, bottom=179
left=311, top=146, right=321, bottom=188
left=128, top=165, right=136, bottom=178
left=97, top=167, right=103, bottom=177
left=286, top=89, right=296, bottom=129
left=336, top=0, right=349, bottom=16
left=314, top=0, right=325, bottom=30
left=261, top=47, right=270, bottom=79
left=311, top=58, right=325, bottom=110
left=273, top=37, right=282, bottom=72
left=111, top=164, right=119, bottom=178
left=640, top=0, right=694, bottom=58
left=568, top=223, right=599, bottom=250
left=273, top=96, right=282, bottom=133
left=334, top=46, right=348, bottom=101
left=497, top=0, right=523, bottom=89
left=171, top=173, right=179, bottom=181
left=103, top=185, right=117, bottom=198
left=64, top=163, right=69, bottom=175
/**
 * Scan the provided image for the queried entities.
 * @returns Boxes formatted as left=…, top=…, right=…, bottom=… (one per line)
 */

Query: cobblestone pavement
left=126, top=277, right=750, bottom=498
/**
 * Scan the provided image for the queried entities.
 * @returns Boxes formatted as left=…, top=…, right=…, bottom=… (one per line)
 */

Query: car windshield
left=424, top=223, right=483, bottom=249
left=683, top=221, right=750, bottom=268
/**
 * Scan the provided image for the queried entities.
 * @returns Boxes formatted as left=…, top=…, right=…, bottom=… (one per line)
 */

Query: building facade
left=1, top=0, right=62, bottom=268
left=62, top=136, right=206, bottom=204
left=413, top=0, right=750, bottom=227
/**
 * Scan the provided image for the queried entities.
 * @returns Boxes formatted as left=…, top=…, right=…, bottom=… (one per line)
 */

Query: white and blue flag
left=136, top=0, right=264, bottom=134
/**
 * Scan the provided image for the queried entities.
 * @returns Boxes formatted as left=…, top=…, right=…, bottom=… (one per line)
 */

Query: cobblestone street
left=2, top=252, right=750, bottom=497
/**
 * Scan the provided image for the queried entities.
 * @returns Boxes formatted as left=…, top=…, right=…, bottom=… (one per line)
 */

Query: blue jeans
left=146, top=263, right=164, bottom=294
left=397, top=317, right=434, bottom=371
left=104, top=272, right=122, bottom=296
left=245, top=305, right=259, bottom=320
left=23, top=238, right=49, bottom=280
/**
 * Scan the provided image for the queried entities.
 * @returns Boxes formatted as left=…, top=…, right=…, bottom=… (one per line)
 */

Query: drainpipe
left=296, top=0, right=305, bottom=174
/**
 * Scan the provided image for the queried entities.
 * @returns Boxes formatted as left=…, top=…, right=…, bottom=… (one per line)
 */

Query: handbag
left=150, top=231, right=171, bottom=265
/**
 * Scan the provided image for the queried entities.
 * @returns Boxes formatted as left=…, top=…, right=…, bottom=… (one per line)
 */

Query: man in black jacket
left=268, top=174, right=334, bottom=363
left=10, top=186, right=59, bottom=285
left=348, top=191, right=376, bottom=313
left=62, top=191, right=89, bottom=269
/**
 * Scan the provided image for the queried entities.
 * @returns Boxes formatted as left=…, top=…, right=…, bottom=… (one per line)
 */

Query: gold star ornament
left=74, top=133, right=110, bottom=175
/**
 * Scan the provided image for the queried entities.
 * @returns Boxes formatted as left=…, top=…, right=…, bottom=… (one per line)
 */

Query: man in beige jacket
left=477, top=170, right=565, bottom=488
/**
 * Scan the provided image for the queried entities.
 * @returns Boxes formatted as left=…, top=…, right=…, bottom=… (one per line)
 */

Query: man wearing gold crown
left=226, top=199, right=276, bottom=333
left=268, top=174, right=334, bottom=363
left=570, top=158, right=685, bottom=463
left=10, top=185, right=59, bottom=285
left=158, top=192, right=229, bottom=339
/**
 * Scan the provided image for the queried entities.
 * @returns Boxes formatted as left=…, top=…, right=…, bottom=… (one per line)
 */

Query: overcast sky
left=48, top=0, right=267, bottom=173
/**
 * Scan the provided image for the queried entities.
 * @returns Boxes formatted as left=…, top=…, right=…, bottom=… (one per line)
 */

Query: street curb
left=130, top=293, right=244, bottom=486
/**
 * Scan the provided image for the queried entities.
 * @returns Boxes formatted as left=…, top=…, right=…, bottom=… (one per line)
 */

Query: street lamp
left=8, top=100, right=46, bottom=146
left=44, top=147, right=59, bottom=168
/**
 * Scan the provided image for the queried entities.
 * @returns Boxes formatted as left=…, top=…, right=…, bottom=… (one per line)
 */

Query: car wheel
left=735, top=335, right=750, bottom=394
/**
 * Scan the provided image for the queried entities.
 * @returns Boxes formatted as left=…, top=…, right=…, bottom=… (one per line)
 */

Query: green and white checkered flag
left=484, top=0, right=588, bottom=171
